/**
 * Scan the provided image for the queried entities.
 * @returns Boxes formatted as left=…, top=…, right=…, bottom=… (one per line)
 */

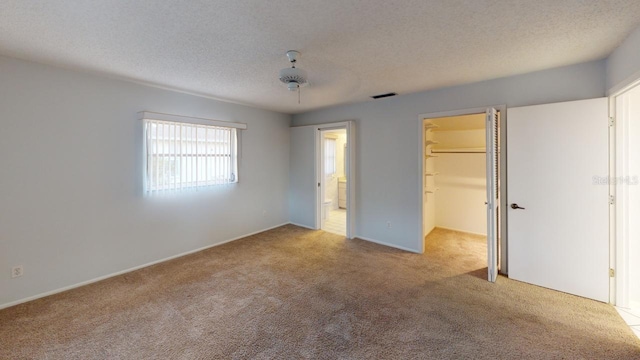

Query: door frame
left=610, top=78, right=640, bottom=306
left=418, top=105, right=508, bottom=274
left=315, top=121, right=356, bottom=238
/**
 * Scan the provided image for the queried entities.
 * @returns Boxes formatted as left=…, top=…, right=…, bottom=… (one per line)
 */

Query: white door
left=508, top=98, right=609, bottom=302
left=486, top=108, right=499, bottom=282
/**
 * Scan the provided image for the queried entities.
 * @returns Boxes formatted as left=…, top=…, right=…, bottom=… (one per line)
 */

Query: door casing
left=315, top=121, right=356, bottom=238
left=419, top=105, right=508, bottom=274
left=610, top=78, right=640, bottom=306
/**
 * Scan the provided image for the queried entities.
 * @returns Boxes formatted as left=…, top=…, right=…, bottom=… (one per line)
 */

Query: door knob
left=510, top=203, right=525, bottom=210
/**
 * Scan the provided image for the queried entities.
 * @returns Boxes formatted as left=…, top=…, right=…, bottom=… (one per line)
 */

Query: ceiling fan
left=279, top=50, right=308, bottom=103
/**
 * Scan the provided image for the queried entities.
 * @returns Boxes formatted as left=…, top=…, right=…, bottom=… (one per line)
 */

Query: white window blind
left=324, top=138, right=336, bottom=175
left=143, top=119, right=239, bottom=192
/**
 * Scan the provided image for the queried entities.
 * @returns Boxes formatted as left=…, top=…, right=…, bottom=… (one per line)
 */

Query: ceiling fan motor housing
left=279, top=50, right=307, bottom=91
left=279, top=67, right=308, bottom=90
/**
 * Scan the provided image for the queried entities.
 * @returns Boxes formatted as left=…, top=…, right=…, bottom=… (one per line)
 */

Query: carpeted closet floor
left=1, top=225, right=638, bottom=359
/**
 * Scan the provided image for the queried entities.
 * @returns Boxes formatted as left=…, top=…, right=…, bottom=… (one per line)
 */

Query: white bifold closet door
left=486, top=107, right=499, bottom=283
left=507, top=98, right=609, bottom=302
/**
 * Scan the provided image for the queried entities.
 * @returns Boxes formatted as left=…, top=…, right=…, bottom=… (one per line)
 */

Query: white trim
left=138, top=111, right=248, bottom=129
left=418, top=106, right=502, bottom=122
left=291, top=121, right=352, bottom=129
left=609, top=73, right=640, bottom=306
left=0, top=222, right=288, bottom=310
left=420, top=119, right=426, bottom=251
left=347, top=122, right=356, bottom=240
left=611, top=83, right=640, bottom=306
left=610, top=94, right=618, bottom=305
left=434, top=226, right=487, bottom=237
left=311, top=121, right=356, bottom=239
left=617, top=95, right=627, bottom=307
left=289, top=222, right=317, bottom=230
left=355, top=235, right=422, bottom=254
left=425, top=224, right=436, bottom=237
left=316, top=129, right=323, bottom=231
left=607, top=69, right=640, bottom=97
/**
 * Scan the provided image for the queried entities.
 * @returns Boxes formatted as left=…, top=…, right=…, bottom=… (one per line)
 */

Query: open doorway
left=289, top=121, right=355, bottom=237
left=421, top=107, right=504, bottom=282
left=613, top=81, right=640, bottom=319
left=320, top=128, right=348, bottom=235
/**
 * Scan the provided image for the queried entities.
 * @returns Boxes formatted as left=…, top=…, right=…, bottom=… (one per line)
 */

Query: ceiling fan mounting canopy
left=285, top=50, right=300, bottom=63
left=279, top=50, right=308, bottom=91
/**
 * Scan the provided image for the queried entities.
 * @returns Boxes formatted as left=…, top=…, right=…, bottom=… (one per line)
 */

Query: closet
left=424, top=114, right=487, bottom=236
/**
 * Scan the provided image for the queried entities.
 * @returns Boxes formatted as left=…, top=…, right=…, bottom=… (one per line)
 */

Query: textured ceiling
left=1, top=1, right=639, bottom=114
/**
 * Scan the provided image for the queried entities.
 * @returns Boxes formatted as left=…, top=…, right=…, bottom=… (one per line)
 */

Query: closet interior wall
left=424, top=114, right=487, bottom=237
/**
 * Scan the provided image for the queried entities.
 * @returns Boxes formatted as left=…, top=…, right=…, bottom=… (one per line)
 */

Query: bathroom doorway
left=319, top=128, right=348, bottom=235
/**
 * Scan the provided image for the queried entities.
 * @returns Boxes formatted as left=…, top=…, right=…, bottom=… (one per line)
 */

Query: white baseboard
left=425, top=225, right=436, bottom=237
left=0, top=222, right=289, bottom=310
left=629, top=300, right=640, bottom=310
left=354, top=235, right=422, bottom=254
left=289, top=223, right=421, bottom=254
left=434, top=226, right=487, bottom=237
left=288, top=222, right=317, bottom=230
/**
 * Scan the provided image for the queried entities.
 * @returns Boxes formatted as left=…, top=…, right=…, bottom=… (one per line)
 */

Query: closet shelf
left=431, top=147, right=485, bottom=153
left=425, top=140, right=439, bottom=146
left=425, top=154, right=438, bottom=158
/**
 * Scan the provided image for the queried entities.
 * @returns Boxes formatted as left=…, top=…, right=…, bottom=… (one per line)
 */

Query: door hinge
left=609, top=117, right=615, bottom=127
left=609, top=195, right=615, bottom=205
left=610, top=268, right=615, bottom=277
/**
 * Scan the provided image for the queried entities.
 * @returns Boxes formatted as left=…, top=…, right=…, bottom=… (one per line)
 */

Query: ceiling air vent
left=371, top=92, right=397, bottom=99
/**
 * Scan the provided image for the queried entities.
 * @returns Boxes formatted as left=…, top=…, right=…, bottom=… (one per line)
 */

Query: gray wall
left=292, top=60, right=606, bottom=252
left=0, top=56, right=291, bottom=308
left=289, top=126, right=316, bottom=228
left=7, top=21, right=639, bottom=307
left=607, top=25, right=640, bottom=93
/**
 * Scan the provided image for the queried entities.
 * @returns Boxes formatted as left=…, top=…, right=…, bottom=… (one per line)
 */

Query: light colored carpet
left=0, top=225, right=638, bottom=359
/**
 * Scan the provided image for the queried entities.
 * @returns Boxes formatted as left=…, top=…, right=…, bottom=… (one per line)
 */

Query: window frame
left=139, top=111, right=247, bottom=193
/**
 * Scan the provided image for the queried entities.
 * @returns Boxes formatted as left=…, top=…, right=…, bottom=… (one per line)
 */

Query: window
left=141, top=112, right=245, bottom=192
left=324, top=138, right=336, bottom=176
